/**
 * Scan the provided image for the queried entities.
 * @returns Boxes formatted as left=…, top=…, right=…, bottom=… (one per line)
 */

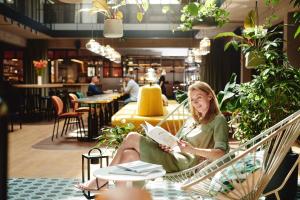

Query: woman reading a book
left=76, top=81, right=229, bottom=191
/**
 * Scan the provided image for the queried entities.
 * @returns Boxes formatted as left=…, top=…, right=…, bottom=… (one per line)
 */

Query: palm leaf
left=244, top=10, right=256, bottom=28
left=215, top=32, right=242, bottom=39
left=294, top=26, right=300, bottom=38
left=92, top=0, right=110, bottom=12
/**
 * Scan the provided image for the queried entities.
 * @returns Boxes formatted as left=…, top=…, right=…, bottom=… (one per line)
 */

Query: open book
left=109, top=161, right=164, bottom=176
left=141, top=122, right=179, bottom=148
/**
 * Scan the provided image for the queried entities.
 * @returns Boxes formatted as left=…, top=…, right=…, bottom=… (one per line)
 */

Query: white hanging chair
left=181, top=110, right=300, bottom=200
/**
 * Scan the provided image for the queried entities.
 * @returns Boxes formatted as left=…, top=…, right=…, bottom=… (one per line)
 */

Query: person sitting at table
left=123, top=74, right=139, bottom=104
left=87, top=76, right=103, bottom=96
left=75, top=81, right=229, bottom=191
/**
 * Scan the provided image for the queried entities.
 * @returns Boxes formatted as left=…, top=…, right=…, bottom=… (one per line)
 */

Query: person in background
left=87, top=76, right=103, bottom=96
left=123, top=74, right=139, bottom=104
left=75, top=81, right=229, bottom=192
left=156, top=68, right=167, bottom=96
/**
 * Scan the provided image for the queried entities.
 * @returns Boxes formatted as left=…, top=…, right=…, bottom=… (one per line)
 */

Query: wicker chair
left=181, top=110, right=300, bottom=200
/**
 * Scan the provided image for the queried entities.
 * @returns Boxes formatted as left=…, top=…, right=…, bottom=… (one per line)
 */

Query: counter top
left=63, top=83, right=89, bottom=86
left=12, top=84, right=63, bottom=88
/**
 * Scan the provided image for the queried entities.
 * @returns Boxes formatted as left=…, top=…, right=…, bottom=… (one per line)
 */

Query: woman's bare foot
left=75, top=178, right=108, bottom=192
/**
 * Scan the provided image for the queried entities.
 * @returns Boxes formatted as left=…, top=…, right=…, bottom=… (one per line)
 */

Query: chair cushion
left=209, top=150, right=265, bottom=197
left=59, top=112, right=82, bottom=118
left=75, top=107, right=91, bottom=112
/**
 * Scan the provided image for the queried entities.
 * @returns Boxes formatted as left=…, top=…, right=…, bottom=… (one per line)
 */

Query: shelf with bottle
left=3, top=59, right=24, bottom=82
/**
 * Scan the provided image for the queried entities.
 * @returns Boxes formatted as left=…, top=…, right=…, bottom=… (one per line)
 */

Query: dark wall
left=0, top=98, right=8, bottom=200
left=24, top=40, right=48, bottom=84
left=201, top=37, right=241, bottom=92
left=287, top=12, right=300, bottom=68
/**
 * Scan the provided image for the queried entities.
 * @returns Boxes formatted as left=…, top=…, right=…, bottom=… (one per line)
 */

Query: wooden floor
left=8, top=120, right=300, bottom=180
left=8, top=121, right=92, bottom=179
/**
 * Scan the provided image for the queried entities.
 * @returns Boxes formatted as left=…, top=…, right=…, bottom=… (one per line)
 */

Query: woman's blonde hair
left=188, top=81, right=220, bottom=123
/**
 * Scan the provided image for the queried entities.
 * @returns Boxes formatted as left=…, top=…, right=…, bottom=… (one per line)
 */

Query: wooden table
left=111, top=100, right=190, bottom=135
left=75, top=93, right=124, bottom=140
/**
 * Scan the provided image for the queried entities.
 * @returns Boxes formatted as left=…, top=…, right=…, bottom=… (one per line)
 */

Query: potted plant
left=215, top=9, right=278, bottom=68
left=96, top=122, right=137, bottom=151
left=33, top=60, right=47, bottom=85
left=80, top=0, right=149, bottom=38
left=178, top=0, right=229, bottom=31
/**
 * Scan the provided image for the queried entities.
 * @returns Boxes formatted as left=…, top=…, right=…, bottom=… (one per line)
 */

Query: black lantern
left=82, top=148, right=109, bottom=199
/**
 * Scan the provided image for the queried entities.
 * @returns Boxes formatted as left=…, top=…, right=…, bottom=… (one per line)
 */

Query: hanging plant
left=178, top=0, right=229, bottom=31
left=79, top=0, right=149, bottom=22
left=214, top=9, right=285, bottom=68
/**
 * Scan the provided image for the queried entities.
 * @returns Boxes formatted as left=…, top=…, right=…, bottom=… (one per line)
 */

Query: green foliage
left=290, top=0, right=300, bottom=7
left=217, top=26, right=300, bottom=142
left=234, top=62, right=300, bottom=142
left=215, top=26, right=284, bottom=68
left=264, top=0, right=300, bottom=39
left=175, top=90, right=188, bottom=104
left=178, top=0, right=229, bottom=31
left=264, top=0, right=280, bottom=5
left=96, top=123, right=136, bottom=150
left=217, top=73, right=240, bottom=113
left=80, top=0, right=149, bottom=22
left=244, top=10, right=256, bottom=29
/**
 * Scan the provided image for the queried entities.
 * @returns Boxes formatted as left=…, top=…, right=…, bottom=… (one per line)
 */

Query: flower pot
left=245, top=52, right=265, bottom=69
left=37, top=76, right=42, bottom=85
left=103, top=19, right=123, bottom=38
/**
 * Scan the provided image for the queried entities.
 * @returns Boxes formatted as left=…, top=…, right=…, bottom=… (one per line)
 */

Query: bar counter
left=12, top=84, right=63, bottom=88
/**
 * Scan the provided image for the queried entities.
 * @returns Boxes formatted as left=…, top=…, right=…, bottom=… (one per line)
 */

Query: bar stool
left=51, top=95, right=85, bottom=141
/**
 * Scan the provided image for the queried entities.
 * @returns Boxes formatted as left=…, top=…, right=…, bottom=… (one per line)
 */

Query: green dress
left=139, top=114, right=229, bottom=173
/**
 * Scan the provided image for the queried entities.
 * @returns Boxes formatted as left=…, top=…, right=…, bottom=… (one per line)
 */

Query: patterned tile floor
left=7, top=178, right=300, bottom=200
left=7, top=178, right=191, bottom=200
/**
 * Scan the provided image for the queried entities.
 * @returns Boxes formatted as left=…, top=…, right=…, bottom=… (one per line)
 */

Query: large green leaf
left=92, top=0, right=110, bottom=12
left=294, top=26, right=300, bottom=38
left=187, top=3, right=199, bottom=16
left=244, top=10, right=256, bottom=28
left=137, top=12, right=144, bottom=22
left=224, top=40, right=239, bottom=51
left=214, top=32, right=242, bottom=39
left=141, top=0, right=149, bottom=12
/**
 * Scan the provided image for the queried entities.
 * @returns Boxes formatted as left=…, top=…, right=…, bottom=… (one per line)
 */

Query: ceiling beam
left=48, top=38, right=200, bottom=49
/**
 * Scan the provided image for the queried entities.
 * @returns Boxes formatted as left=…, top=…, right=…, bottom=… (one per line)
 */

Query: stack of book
left=110, top=161, right=164, bottom=176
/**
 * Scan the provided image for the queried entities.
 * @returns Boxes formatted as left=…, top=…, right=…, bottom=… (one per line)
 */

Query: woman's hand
left=159, top=144, right=172, bottom=153
left=177, top=140, right=194, bottom=154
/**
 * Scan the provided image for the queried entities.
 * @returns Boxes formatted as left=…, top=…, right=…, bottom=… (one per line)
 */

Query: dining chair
left=69, top=93, right=90, bottom=113
left=51, top=95, right=85, bottom=141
